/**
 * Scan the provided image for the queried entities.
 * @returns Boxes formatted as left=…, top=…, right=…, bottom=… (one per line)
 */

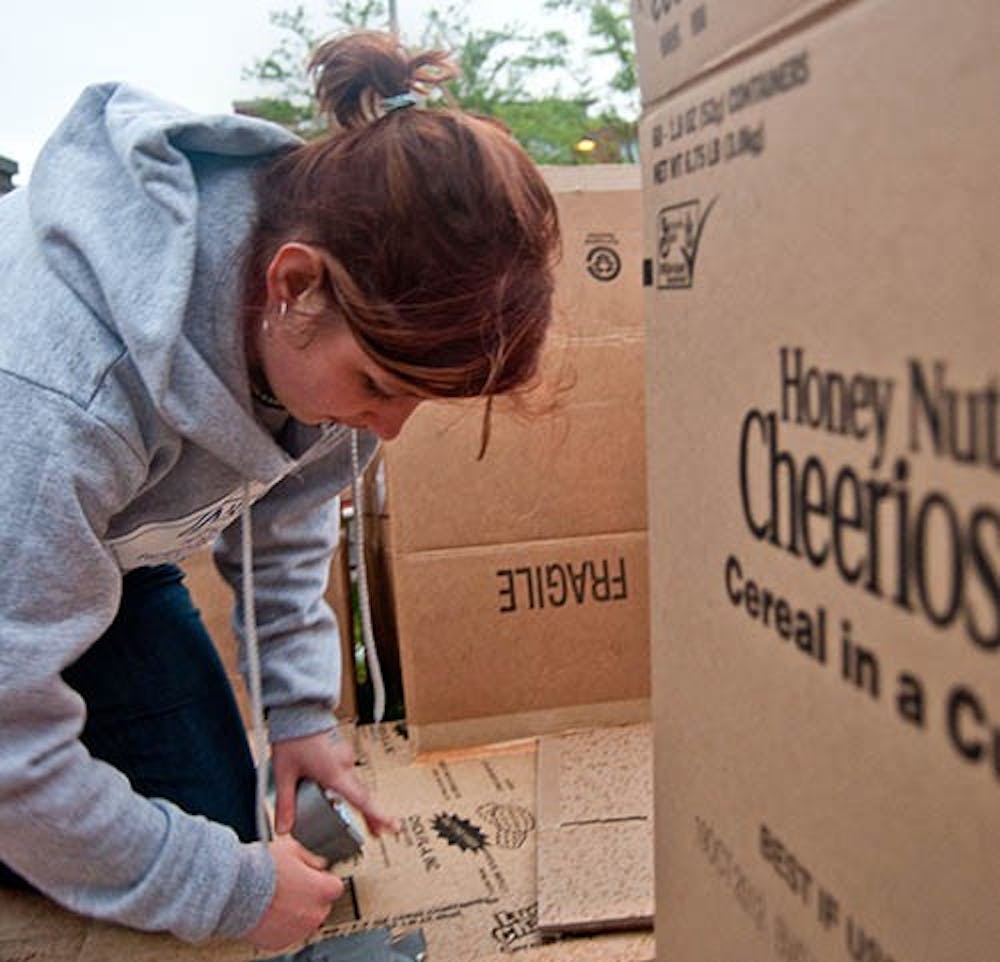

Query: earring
left=262, top=301, right=287, bottom=336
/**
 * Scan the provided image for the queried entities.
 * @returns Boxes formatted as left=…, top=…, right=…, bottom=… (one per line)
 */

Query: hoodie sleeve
left=0, top=377, right=274, bottom=942
left=213, top=431, right=367, bottom=743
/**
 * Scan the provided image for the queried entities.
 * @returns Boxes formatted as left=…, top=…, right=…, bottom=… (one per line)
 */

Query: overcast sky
left=0, top=0, right=566, bottom=184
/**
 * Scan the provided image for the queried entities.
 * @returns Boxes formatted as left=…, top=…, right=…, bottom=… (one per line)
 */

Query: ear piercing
left=262, top=301, right=288, bottom=336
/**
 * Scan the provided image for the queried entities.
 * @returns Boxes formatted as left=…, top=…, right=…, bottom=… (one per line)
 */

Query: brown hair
left=246, top=30, right=561, bottom=402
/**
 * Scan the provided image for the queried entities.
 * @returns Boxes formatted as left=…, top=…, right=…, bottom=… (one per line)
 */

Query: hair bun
left=309, top=30, right=459, bottom=129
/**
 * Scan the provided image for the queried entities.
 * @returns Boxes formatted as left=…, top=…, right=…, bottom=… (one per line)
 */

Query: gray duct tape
left=261, top=926, right=427, bottom=962
left=289, top=780, right=365, bottom=866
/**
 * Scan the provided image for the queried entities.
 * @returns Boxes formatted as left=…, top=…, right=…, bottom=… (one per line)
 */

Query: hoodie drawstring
left=239, top=432, right=386, bottom=844
left=240, top=481, right=271, bottom=843
left=351, top=429, right=386, bottom=724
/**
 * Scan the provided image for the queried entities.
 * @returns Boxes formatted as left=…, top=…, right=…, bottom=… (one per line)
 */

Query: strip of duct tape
left=262, top=926, right=427, bottom=962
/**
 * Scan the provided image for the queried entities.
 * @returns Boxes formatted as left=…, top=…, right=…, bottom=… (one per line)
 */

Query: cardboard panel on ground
left=318, top=725, right=542, bottom=958
left=0, top=722, right=657, bottom=961
left=630, top=0, right=831, bottom=106
left=536, top=724, right=654, bottom=935
left=637, top=1, right=1000, bottom=959
left=0, top=890, right=249, bottom=962
left=393, top=533, right=650, bottom=752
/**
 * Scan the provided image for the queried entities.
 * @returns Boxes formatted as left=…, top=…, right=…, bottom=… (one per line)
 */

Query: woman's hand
left=270, top=729, right=400, bottom=837
left=246, top=835, right=344, bottom=951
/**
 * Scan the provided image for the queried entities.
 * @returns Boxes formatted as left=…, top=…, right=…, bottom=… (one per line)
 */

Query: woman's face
left=258, top=312, right=423, bottom=440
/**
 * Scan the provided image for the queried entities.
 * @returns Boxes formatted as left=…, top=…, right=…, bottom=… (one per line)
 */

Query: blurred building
left=0, top=156, right=18, bottom=194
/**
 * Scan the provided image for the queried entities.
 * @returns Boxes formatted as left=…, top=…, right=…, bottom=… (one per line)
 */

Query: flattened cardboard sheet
left=0, top=724, right=543, bottom=962
left=318, top=723, right=544, bottom=959
left=536, top=724, right=654, bottom=935
left=0, top=889, right=249, bottom=962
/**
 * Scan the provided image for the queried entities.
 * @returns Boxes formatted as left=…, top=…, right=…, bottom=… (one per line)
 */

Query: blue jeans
left=0, top=564, right=258, bottom=889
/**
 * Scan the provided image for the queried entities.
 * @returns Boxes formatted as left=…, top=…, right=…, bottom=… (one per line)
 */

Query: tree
left=238, top=2, right=388, bottom=138
left=543, top=0, right=639, bottom=161
left=239, top=0, right=638, bottom=164
left=545, top=0, right=638, bottom=103
left=416, top=3, right=596, bottom=164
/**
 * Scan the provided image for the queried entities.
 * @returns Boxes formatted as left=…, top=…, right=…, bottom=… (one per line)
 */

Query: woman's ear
left=265, top=243, right=328, bottom=310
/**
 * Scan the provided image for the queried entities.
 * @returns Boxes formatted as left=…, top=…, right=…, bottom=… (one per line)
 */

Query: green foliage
left=492, top=98, right=593, bottom=165
left=236, top=96, right=315, bottom=131
left=240, top=0, right=638, bottom=163
left=240, top=1, right=390, bottom=137
left=420, top=4, right=571, bottom=107
left=545, top=0, right=638, bottom=100
left=416, top=3, right=595, bottom=161
left=541, top=0, right=639, bottom=161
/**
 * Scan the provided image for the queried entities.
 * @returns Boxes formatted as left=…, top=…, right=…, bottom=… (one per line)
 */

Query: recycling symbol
left=586, top=245, right=622, bottom=282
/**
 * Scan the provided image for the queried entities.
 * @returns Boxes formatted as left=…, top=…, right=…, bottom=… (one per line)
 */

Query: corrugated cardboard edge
left=536, top=734, right=562, bottom=831
left=410, top=698, right=650, bottom=754
left=538, top=164, right=641, bottom=194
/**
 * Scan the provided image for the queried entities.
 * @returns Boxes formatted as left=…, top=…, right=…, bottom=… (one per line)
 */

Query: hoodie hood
left=28, top=83, right=302, bottom=482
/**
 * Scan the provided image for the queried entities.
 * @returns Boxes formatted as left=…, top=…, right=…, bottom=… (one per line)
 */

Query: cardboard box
left=385, top=337, right=646, bottom=554
left=386, top=165, right=645, bottom=555
left=630, top=0, right=832, bottom=106
left=383, top=166, right=650, bottom=751
left=536, top=165, right=645, bottom=342
left=638, top=1, right=1000, bottom=959
left=393, top=533, right=650, bottom=751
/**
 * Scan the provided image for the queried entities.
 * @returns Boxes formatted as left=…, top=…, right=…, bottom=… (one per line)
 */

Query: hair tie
left=382, top=91, right=419, bottom=114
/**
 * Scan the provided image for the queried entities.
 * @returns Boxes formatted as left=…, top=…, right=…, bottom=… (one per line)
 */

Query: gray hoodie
left=0, top=84, right=378, bottom=940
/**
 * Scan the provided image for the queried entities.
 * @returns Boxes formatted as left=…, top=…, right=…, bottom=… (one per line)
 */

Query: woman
left=0, top=31, right=559, bottom=950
